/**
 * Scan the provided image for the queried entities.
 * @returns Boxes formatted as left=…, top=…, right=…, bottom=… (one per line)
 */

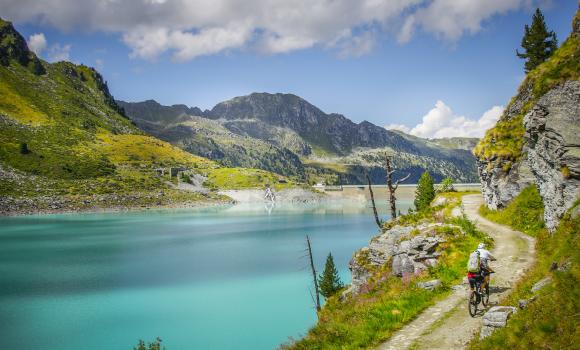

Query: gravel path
left=377, top=194, right=536, bottom=350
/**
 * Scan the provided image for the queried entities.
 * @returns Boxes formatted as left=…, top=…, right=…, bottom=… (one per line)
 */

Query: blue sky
left=4, top=0, right=577, bottom=138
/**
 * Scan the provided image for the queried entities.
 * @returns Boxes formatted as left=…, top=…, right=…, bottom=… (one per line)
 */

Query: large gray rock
left=480, top=306, right=517, bottom=339
left=524, top=80, right=580, bottom=231
left=347, top=224, right=450, bottom=295
left=478, top=158, right=535, bottom=210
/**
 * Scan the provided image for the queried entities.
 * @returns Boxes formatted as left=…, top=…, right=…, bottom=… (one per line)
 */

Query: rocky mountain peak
left=0, top=17, right=45, bottom=75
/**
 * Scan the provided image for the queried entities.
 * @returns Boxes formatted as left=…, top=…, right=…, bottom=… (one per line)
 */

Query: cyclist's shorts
left=468, top=275, right=484, bottom=288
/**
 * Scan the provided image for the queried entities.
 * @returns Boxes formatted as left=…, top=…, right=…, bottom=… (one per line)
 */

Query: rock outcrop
left=524, top=81, right=580, bottom=231
left=476, top=10, right=580, bottom=228
left=345, top=224, right=449, bottom=296
left=478, top=159, right=535, bottom=210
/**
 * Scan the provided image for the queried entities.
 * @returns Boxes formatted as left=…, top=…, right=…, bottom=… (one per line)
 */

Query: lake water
left=0, top=197, right=413, bottom=350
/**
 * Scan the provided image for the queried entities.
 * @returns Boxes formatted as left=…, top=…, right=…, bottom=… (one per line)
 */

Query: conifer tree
left=318, top=253, right=343, bottom=298
left=414, top=171, right=435, bottom=211
left=517, top=8, right=558, bottom=72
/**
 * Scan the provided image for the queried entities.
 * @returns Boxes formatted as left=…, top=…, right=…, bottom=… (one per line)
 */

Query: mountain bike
left=468, top=272, right=492, bottom=317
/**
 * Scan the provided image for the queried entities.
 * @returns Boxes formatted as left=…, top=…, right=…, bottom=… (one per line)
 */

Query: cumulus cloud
left=27, top=33, right=47, bottom=55
left=386, top=101, right=503, bottom=138
left=0, top=0, right=528, bottom=61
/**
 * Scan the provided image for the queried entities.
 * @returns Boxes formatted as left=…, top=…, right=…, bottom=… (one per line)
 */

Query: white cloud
left=47, top=44, right=71, bottom=62
left=95, top=58, right=104, bottom=69
left=398, top=0, right=524, bottom=43
left=27, top=33, right=47, bottom=55
left=387, top=101, right=503, bottom=138
left=1, top=0, right=528, bottom=61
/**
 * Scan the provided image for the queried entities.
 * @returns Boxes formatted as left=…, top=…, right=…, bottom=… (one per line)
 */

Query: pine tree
left=414, top=171, right=435, bottom=211
left=318, top=253, right=343, bottom=298
left=517, top=8, right=558, bottom=73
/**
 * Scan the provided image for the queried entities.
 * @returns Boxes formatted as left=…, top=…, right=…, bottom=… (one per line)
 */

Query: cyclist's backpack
left=467, top=250, right=481, bottom=273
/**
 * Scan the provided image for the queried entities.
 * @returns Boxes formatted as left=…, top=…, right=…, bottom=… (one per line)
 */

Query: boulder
left=480, top=306, right=517, bottom=339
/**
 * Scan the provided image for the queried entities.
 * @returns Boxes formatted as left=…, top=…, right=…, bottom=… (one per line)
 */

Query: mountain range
left=119, top=95, right=480, bottom=184
left=0, top=17, right=290, bottom=213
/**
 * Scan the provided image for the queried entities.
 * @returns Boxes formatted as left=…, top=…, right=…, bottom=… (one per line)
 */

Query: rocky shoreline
left=0, top=187, right=330, bottom=217
left=0, top=192, right=234, bottom=217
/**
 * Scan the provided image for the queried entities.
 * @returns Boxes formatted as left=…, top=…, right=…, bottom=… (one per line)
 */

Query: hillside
left=0, top=18, right=288, bottom=214
left=469, top=7, right=579, bottom=348
left=120, top=95, right=479, bottom=184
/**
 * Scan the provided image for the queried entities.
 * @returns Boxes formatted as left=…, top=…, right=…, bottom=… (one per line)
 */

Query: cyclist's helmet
left=478, top=243, right=485, bottom=249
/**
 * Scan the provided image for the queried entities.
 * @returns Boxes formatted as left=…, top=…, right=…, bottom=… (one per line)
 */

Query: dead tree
left=306, top=235, right=321, bottom=313
left=366, top=174, right=382, bottom=229
left=385, top=155, right=410, bottom=219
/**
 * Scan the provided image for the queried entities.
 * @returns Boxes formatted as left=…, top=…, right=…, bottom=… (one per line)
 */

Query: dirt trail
left=377, top=194, right=535, bottom=350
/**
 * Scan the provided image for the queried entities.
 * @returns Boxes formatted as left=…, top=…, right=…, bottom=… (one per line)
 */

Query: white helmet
left=477, top=243, right=485, bottom=249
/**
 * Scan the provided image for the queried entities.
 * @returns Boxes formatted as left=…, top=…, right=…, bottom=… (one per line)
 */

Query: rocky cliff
left=524, top=80, right=580, bottom=230
left=475, top=12, right=579, bottom=229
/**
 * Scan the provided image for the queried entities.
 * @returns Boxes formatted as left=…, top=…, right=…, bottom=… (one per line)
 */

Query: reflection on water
left=0, top=197, right=414, bottom=350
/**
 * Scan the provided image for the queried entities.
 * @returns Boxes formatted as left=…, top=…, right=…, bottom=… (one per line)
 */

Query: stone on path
left=480, top=306, right=517, bottom=339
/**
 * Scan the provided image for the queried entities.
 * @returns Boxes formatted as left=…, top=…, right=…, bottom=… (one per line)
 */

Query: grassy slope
left=471, top=190, right=579, bottom=349
left=0, top=19, right=289, bottom=209
left=284, top=192, right=491, bottom=349
left=474, top=11, right=580, bottom=170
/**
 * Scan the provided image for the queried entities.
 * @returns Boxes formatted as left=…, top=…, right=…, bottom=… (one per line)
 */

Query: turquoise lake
left=0, top=198, right=412, bottom=350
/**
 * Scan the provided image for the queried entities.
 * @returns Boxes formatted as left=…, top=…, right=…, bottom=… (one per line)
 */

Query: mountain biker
left=476, top=243, right=496, bottom=290
left=467, top=243, right=496, bottom=293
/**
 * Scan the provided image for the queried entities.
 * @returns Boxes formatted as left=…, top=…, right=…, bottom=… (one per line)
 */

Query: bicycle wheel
left=468, top=291, right=478, bottom=317
left=482, top=283, right=490, bottom=306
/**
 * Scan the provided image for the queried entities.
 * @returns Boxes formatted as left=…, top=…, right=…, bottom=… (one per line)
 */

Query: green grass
left=469, top=201, right=579, bottom=349
left=479, top=186, right=545, bottom=237
left=283, top=194, right=492, bottom=349
left=203, top=167, right=294, bottom=190
left=474, top=13, right=579, bottom=170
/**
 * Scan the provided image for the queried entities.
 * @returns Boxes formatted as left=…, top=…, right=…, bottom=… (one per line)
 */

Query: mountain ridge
left=119, top=94, right=480, bottom=184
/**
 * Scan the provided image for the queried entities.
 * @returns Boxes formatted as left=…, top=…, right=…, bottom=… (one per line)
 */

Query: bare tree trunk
left=385, top=155, right=410, bottom=220
left=366, top=174, right=382, bottom=229
left=306, top=235, right=321, bottom=313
